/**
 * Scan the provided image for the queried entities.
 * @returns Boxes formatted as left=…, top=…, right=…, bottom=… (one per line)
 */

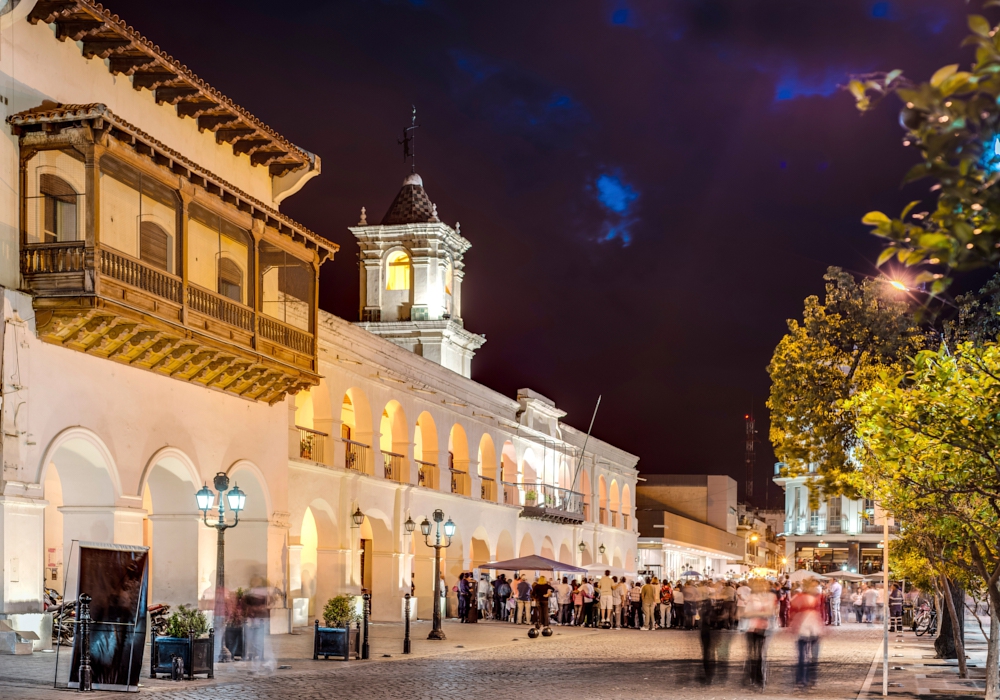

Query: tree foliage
left=852, top=8, right=1000, bottom=294
left=767, top=267, right=921, bottom=496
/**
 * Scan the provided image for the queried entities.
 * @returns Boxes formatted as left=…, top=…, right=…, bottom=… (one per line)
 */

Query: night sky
left=109, top=0, right=973, bottom=506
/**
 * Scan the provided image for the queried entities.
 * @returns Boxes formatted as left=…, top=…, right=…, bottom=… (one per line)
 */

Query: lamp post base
left=427, top=628, right=447, bottom=641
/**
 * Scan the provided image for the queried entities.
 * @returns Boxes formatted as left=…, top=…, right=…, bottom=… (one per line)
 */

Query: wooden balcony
left=22, top=243, right=318, bottom=404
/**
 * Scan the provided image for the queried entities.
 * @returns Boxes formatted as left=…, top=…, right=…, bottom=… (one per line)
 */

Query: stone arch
left=521, top=447, right=538, bottom=486
left=293, top=498, right=340, bottom=619
left=598, top=475, right=608, bottom=523
left=500, top=441, right=517, bottom=505
left=613, top=547, right=623, bottom=569
left=223, top=460, right=271, bottom=593
left=558, top=541, right=573, bottom=565
left=342, top=387, right=374, bottom=474
left=581, top=547, right=593, bottom=567
left=414, top=411, right=439, bottom=488
left=610, top=479, right=620, bottom=526
left=518, top=532, right=535, bottom=558
left=540, top=536, right=555, bottom=560
left=580, top=470, right=592, bottom=522
left=358, top=508, right=398, bottom=620
left=40, top=427, right=127, bottom=598
left=448, top=424, right=470, bottom=496
left=138, top=447, right=203, bottom=607
left=380, top=399, right=409, bottom=482
left=625, top=548, right=634, bottom=572
left=477, top=433, right=497, bottom=501
left=470, top=532, right=490, bottom=571
left=621, top=484, right=632, bottom=519
left=495, top=530, right=515, bottom=561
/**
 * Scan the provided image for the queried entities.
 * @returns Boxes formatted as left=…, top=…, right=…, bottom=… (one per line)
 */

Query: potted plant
left=313, top=595, right=361, bottom=661
left=525, top=489, right=538, bottom=506
left=223, top=588, right=248, bottom=660
left=150, top=605, right=214, bottom=680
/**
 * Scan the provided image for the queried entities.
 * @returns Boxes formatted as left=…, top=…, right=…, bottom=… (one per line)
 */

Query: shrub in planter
left=151, top=605, right=214, bottom=680
left=314, top=595, right=361, bottom=660
left=525, top=490, right=538, bottom=505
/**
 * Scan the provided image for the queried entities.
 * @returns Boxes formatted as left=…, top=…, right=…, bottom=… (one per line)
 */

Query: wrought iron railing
left=382, top=450, right=405, bottom=481
left=99, top=248, right=182, bottom=303
left=22, top=241, right=88, bottom=275
left=343, top=439, right=369, bottom=474
left=622, top=513, right=630, bottom=530
left=187, top=285, right=253, bottom=331
left=415, top=459, right=436, bottom=488
left=450, top=469, right=468, bottom=495
left=480, top=475, right=495, bottom=501
left=259, top=315, right=313, bottom=354
left=296, top=425, right=326, bottom=462
left=501, top=482, right=585, bottom=517
left=599, top=508, right=609, bottom=525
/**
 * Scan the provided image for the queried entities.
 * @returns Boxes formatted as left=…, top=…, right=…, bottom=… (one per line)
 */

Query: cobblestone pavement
left=0, top=621, right=886, bottom=700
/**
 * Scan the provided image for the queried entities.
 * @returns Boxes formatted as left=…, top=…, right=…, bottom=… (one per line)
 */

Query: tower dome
left=381, top=172, right=438, bottom=225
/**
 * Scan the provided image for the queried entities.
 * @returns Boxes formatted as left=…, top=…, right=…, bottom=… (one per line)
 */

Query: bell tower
left=349, top=172, right=485, bottom=377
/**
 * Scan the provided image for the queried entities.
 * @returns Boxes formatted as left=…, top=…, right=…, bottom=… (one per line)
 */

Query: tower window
left=385, top=250, right=411, bottom=291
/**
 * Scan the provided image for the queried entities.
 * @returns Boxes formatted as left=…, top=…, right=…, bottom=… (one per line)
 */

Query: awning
left=480, top=555, right=587, bottom=573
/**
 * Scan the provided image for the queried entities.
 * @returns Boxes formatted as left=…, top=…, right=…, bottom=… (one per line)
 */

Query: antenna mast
left=745, top=410, right=756, bottom=506
left=398, top=105, right=419, bottom=172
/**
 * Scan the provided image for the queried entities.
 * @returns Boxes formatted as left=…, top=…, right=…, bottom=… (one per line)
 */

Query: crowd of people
left=451, top=570, right=909, bottom=690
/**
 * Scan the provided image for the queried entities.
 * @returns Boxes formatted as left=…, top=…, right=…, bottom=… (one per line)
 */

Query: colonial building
left=0, top=0, right=639, bottom=643
left=773, top=463, right=894, bottom=575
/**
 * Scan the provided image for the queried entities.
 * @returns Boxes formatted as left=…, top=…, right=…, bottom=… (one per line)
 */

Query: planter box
left=150, top=632, right=214, bottom=680
left=313, top=620, right=359, bottom=660
left=223, top=625, right=245, bottom=660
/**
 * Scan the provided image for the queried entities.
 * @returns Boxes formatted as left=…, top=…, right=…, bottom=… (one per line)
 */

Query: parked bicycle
left=912, top=603, right=938, bottom=637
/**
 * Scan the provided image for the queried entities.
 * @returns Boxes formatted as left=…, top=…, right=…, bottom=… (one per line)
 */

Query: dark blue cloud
left=446, top=49, right=590, bottom=146
left=871, top=1, right=891, bottom=19
left=772, top=66, right=849, bottom=102
left=591, top=171, right=639, bottom=245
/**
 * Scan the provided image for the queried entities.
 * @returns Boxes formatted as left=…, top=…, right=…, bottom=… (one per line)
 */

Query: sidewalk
left=858, top=618, right=988, bottom=699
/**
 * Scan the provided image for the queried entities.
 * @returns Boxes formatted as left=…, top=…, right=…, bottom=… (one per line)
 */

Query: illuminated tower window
left=385, top=250, right=411, bottom=290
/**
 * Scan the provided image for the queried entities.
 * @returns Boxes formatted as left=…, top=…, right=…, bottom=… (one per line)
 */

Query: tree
left=852, top=9, right=1000, bottom=294
left=847, top=342, right=1000, bottom=689
left=767, top=267, right=921, bottom=495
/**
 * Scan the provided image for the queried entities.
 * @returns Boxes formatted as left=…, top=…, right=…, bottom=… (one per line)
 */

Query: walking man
left=828, top=578, right=842, bottom=626
left=515, top=575, right=531, bottom=624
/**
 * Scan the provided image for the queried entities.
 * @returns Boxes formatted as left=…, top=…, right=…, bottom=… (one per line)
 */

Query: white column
left=0, top=496, right=46, bottom=613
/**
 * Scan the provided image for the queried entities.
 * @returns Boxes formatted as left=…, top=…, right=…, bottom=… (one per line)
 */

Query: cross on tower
left=399, top=106, right=419, bottom=173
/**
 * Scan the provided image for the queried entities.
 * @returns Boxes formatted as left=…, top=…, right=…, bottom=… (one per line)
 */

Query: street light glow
left=889, top=280, right=907, bottom=291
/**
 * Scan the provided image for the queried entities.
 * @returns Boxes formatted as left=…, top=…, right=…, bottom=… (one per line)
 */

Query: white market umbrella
left=788, top=569, right=829, bottom=583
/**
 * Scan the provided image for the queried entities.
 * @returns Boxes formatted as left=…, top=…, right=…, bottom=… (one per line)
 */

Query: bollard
left=361, top=593, right=371, bottom=660
left=77, top=593, right=93, bottom=692
left=403, top=594, right=411, bottom=654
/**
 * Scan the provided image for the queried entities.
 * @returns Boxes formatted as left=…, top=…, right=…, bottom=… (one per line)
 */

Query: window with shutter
left=139, top=222, right=169, bottom=271
left=218, top=257, right=243, bottom=302
left=40, top=174, right=78, bottom=243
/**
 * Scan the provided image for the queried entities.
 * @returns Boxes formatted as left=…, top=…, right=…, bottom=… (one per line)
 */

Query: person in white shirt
left=736, top=581, right=751, bottom=631
left=612, top=577, right=627, bottom=628
left=556, top=576, right=573, bottom=625
left=581, top=579, right=596, bottom=627
left=597, top=570, right=616, bottom=625
left=827, top=579, right=842, bottom=626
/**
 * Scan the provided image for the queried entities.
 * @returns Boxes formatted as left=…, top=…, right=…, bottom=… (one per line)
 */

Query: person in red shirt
left=789, top=579, right=826, bottom=689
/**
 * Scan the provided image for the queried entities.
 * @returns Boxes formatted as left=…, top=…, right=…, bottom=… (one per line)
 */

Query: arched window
left=385, top=250, right=411, bottom=291
left=139, top=222, right=169, bottom=271
left=40, top=174, right=78, bottom=243
left=218, top=257, right=243, bottom=302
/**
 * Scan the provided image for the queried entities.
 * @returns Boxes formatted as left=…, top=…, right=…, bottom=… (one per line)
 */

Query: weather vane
left=399, top=105, right=419, bottom=173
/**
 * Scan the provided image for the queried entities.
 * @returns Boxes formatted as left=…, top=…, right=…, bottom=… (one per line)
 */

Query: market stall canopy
left=680, top=570, right=702, bottom=578
left=829, top=571, right=867, bottom=581
left=481, top=555, right=587, bottom=573
left=788, top=569, right=829, bottom=583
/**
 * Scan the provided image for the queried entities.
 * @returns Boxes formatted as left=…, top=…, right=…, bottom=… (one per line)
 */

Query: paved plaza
left=0, top=621, right=894, bottom=700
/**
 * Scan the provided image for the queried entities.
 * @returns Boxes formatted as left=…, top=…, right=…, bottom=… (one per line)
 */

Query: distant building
left=636, top=475, right=743, bottom=580
left=773, top=463, right=895, bottom=574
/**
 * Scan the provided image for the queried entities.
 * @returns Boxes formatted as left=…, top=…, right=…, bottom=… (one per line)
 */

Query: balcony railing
left=187, top=285, right=254, bottom=332
left=343, top=439, right=369, bottom=474
left=622, top=513, right=630, bottom=530
left=382, top=450, right=405, bottom=482
left=415, top=459, right=437, bottom=488
left=480, top=475, right=495, bottom=501
left=259, top=315, right=313, bottom=355
left=296, top=425, right=327, bottom=462
left=505, top=482, right=585, bottom=524
left=21, top=241, right=89, bottom=275
left=100, top=249, right=182, bottom=303
left=502, top=481, right=520, bottom=505
left=450, top=469, right=468, bottom=495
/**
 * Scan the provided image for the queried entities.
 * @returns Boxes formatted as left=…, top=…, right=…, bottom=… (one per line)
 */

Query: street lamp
left=598, top=543, right=606, bottom=555
left=578, top=541, right=586, bottom=553
left=421, top=509, right=453, bottom=640
left=404, top=515, right=416, bottom=534
left=195, top=472, right=246, bottom=662
left=352, top=506, right=365, bottom=528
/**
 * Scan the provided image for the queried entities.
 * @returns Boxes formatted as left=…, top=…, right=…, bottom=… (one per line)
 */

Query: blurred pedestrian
left=743, top=579, right=776, bottom=690
left=889, top=583, right=904, bottom=632
left=828, top=578, right=842, bottom=626
left=640, top=577, right=658, bottom=630
left=557, top=576, right=573, bottom=625
left=790, top=579, right=825, bottom=689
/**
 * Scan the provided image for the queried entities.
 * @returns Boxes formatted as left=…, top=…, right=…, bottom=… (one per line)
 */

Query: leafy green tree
left=852, top=8, right=1000, bottom=294
left=847, top=342, right=1000, bottom=686
left=767, top=267, right=921, bottom=496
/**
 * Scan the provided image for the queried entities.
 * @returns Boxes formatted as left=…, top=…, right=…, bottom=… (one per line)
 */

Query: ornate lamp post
left=420, top=509, right=454, bottom=640
left=196, top=472, right=246, bottom=662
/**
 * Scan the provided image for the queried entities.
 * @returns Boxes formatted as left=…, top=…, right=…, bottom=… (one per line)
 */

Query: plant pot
left=150, top=631, right=215, bottom=680
left=313, top=620, right=360, bottom=661
left=223, top=625, right=245, bottom=660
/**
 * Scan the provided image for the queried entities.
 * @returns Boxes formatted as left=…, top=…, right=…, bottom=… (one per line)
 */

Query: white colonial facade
left=773, top=463, right=893, bottom=575
left=0, top=0, right=639, bottom=644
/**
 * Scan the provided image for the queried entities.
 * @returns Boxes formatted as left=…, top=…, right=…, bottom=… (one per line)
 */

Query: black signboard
left=69, top=542, right=149, bottom=692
